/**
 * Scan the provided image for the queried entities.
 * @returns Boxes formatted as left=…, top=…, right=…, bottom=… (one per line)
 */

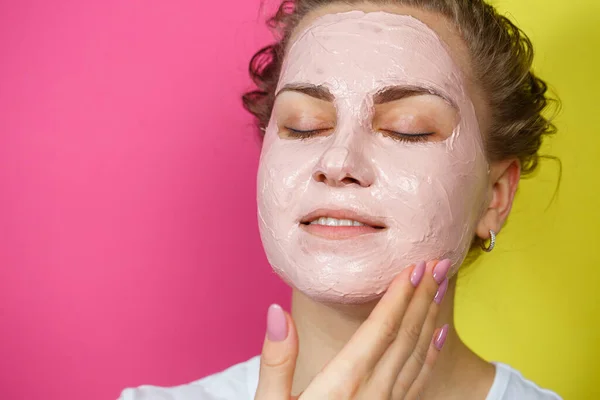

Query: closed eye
left=285, top=127, right=332, bottom=139
left=380, top=130, right=435, bottom=143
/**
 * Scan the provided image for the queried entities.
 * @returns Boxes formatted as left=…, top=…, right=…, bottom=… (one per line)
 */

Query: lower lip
left=300, top=223, right=384, bottom=240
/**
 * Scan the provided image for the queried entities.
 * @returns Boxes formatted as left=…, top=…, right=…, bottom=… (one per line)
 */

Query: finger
left=392, top=278, right=445, bottom=397
left=314, top=262, right=422, bottom=389
left=366, top=260, right=445, bottom=396
left=391, top=260, right=449, bottom=397
left=401, top=324, right=448, bottom=400
left=254, top=304, right=299, bottom=400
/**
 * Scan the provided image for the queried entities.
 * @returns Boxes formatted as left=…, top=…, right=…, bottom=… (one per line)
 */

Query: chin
left=306, top=289, right=386, bottom=305
left=270, top=261, right=398, bottom=305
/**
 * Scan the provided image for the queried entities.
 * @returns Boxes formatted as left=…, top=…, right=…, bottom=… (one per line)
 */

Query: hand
left=254, top=259, right=451, bottom=400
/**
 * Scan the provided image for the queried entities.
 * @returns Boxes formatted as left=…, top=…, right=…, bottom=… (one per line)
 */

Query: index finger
left=322, top=261, right=425, bottom=379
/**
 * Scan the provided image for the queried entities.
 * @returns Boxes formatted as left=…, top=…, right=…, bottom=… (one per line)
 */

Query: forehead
left=278, top=11, right=466, bottom=103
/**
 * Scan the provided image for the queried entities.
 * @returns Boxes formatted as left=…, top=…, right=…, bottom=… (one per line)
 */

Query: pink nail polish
left=433, top=259, right=451, bottom=284
left=434, top=324, right=449, bottom=350
left=267, top=304, right=288, bottom=342
left=410, top=261, right=426, bottom=287
left=434, top=278, right=448, bottom=304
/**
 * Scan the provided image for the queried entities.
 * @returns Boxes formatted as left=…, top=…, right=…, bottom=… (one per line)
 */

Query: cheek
left=375, top=142, right=488, bottom=237
left=257, top=136, right=321, bottom=221
left=258, top=129, right=292, bottom=211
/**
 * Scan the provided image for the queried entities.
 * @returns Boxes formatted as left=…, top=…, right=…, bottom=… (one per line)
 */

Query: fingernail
left=410, top=261, right=426, bottom=287
left=267, top=304, right=288, bottom=342
left=433, top=259, right=451, bottom=284
left=434, top=324, right=449, bottom=350
left=434, top=278, right=448, bottom=304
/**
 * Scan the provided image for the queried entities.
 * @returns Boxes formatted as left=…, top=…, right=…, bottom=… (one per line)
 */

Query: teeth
left=309, top=217, right=366, bottom=227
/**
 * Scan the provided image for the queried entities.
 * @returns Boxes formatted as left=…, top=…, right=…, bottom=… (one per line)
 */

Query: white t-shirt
left=118, top=356, right=562, bottom=400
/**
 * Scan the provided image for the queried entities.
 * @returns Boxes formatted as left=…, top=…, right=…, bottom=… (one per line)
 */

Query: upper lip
left=299, top=208, right=387, bottom=229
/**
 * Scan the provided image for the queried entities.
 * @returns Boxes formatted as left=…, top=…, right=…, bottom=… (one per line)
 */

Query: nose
left=312, top=145, right=375, bottom=188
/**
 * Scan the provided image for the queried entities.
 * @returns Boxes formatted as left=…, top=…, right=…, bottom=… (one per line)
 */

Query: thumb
left=254, top=304, right=299, bottom=400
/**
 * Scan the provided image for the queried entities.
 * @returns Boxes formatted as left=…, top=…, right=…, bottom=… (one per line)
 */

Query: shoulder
left=118, top=356, right=261, bottom=400
left=486, top=362, right=562, bottom=400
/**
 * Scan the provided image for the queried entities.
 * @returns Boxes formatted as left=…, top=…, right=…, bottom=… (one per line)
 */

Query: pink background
left=0, top=1, right=291, bottom=399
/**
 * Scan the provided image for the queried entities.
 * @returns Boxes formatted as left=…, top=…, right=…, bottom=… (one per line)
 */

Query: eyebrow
left=373, top=86, right=459, bottom=110
left=276, top=83, right=456, bottom=108
left=276, top=84, right=334, bottom=102
left=373, top=86, right=448, bottom=105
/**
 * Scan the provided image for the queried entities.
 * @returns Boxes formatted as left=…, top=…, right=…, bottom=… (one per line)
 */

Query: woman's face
left=257, top=5, right=491, bottom=304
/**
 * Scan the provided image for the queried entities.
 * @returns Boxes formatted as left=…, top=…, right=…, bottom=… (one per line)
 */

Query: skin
left=255, top=2, right=521, bottom=399
left=258, top=261, right=448, bottom=399
left=259, top=9, right=490, bottom=302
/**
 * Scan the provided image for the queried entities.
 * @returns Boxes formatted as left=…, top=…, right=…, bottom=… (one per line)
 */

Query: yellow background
left=456, top=0, right=600, bottom=398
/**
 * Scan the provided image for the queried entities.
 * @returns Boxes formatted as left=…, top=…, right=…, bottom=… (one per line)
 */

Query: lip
left=299, top=208, right=387, bottom=240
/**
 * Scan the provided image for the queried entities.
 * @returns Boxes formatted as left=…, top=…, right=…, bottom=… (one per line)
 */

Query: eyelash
left=285, top=127, right=434, bottom=143
left=380, top=130, right=434, bottom=143
left=285, top=127, right=331, bottom=139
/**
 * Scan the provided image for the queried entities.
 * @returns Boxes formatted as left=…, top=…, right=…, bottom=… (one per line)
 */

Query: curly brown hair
left=242, top=0, right=557, bottom=177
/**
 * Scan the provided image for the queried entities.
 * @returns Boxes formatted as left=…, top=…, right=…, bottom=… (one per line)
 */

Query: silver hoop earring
left=480, top=230, right=496, bottom=252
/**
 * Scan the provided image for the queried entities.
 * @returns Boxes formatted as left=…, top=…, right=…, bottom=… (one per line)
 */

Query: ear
left=475, top=159, right=521, bottom=240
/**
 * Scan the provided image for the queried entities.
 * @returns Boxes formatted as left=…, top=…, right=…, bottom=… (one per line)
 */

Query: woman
left=120, top=0, right=562, bottom=398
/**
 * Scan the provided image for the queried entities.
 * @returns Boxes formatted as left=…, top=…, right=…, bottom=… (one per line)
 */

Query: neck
left=290, top=277, right=495, bottom=399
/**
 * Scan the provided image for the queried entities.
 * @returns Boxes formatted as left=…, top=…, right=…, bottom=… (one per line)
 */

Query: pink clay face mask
left=257, top=11, right=489, bottom=303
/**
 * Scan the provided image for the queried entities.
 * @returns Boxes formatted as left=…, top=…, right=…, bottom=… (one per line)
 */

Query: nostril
left=314, top=172, right=327, bottom=184
left=313, top=171, right=364, bottom=187
left=341, top=176, right=360, bottom=186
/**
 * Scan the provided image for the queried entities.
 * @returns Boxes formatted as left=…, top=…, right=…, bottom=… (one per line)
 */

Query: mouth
left=299, top=209, right=386, bottom=240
